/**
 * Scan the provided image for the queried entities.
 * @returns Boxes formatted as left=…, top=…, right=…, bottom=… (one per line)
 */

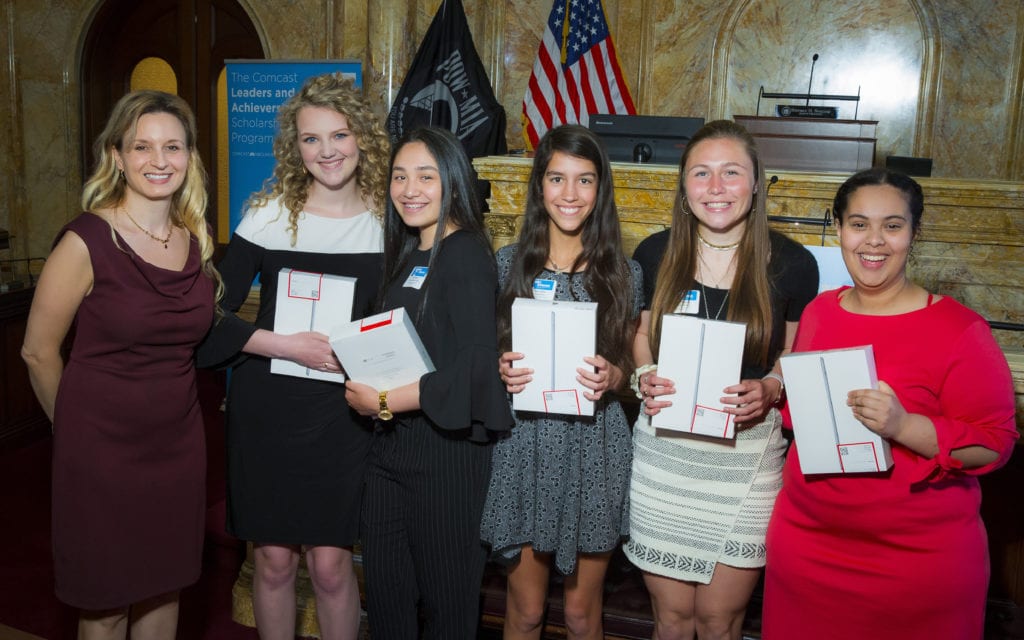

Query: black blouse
left=632, top=229, right=819, bottom=379
left=382, top=230, right=514, bottom=443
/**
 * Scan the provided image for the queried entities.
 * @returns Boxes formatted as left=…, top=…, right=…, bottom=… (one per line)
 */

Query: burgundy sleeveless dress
left=50, top=212, right=215, bottom=609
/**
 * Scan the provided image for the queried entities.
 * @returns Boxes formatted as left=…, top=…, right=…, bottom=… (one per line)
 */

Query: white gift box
left=781, top=345, right=894, bottom=474
left=511, top=297, right=597, bottom=416
left=652, top=315, right=746, bottom=439
left=270, top=269, right=356, bottom=383
left=329, top=308, right=435, bottom=390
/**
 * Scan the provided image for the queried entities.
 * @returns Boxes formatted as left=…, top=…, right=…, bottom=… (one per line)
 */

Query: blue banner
left=226, top=60, right=362, bottom=233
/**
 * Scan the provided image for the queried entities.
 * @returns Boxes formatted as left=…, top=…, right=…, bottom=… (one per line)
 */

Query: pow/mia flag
left=387, top=0, right=507, bottom=164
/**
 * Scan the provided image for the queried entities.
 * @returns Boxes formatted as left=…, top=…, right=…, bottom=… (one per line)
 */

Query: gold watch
left=377, top=390, right=394, bottom=421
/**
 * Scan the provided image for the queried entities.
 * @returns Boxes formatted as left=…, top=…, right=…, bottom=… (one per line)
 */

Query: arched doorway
left=80, top=0, right=264, bottom=236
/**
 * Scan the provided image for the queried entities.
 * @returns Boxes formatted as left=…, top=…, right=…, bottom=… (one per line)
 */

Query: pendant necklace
left=122, top=207, right=173, bottom=249
left=547, top=255, right=577, bottom=275
left=697, top=249, right=733, bottom=320
left=700, top=281, right=730, bottom=320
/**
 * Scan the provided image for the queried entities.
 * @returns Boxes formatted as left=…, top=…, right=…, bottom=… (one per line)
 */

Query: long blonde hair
left=648, top=120, right=773, bottom=369
left=248, top=73, right=391, bottom=245
left=81, top=90, right=222, bottom=301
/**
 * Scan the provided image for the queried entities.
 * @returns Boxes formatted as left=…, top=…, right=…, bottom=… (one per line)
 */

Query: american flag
left=522, top=0, right=636, bottom=148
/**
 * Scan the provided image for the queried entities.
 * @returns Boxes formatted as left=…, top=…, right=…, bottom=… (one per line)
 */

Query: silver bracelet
left=762, top=372, right=785, bottom=403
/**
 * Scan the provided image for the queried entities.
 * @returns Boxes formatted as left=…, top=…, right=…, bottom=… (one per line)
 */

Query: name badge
left=673, top=289, right=700, bottom=314
left=532, top=278, right=557, bottom=301
left=403, top=266, right=429, bottom=289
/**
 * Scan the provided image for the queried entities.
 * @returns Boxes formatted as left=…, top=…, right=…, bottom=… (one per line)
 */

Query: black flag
left=387, top=0, right=508, bottom=162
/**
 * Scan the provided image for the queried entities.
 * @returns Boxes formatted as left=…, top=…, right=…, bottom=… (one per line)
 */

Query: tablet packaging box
left=652, top=315, right=746, bottom=438
left=271, top=269, right=355, bottom=383
left=329, top=308, right=435, bottom=390
left=780, top=345, right=893, bottom=474
left=511, top=297, right=597, bottom=416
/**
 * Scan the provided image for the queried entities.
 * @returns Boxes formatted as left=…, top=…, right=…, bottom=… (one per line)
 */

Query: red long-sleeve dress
left=763, top=288, right=1017, bottom=640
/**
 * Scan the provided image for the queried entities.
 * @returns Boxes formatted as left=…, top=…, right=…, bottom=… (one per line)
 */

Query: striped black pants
left=361, top=420, right=493, bottom=639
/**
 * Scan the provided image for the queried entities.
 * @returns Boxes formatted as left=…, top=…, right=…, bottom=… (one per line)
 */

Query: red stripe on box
left=360, top=311, right=395, bottom=332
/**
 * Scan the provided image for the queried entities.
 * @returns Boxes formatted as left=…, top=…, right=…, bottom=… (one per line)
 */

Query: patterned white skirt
left=624, top=409, right=784, bottom=583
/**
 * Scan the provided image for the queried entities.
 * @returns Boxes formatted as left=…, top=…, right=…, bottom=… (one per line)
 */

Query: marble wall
left=1, top=0, right=1022, bottom=263
left=475, top=156, right=1024, bottom=349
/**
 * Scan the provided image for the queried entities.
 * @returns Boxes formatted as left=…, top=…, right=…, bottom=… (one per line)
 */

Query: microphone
left=766, top=175, right=779, bottom=195
left=806, top=54, right=819, bottom=105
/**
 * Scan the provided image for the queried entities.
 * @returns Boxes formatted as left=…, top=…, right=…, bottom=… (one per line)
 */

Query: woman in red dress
left=763, top=168, right=1017, bottom=639
left=22, top=91, right=218, bottom=639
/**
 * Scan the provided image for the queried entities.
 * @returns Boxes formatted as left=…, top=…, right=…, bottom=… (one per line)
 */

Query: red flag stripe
left=522, top=0, right=636, bottom=149
left=603, top=38, right=635, bottom=112
left=590, top=43, right=617, bottom=112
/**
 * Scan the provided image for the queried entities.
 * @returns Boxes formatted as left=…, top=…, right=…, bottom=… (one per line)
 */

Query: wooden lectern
left=736, top=82, right=877, bottom=173
left=735, top=115, right=877, bottom=173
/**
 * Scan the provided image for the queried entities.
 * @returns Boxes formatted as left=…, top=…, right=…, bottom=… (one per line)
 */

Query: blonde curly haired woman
left=199, top=73, right=389, bottom=639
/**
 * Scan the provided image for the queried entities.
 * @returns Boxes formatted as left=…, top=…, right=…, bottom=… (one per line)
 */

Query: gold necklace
left=697, top=232, right=740, bottom=252
left=697, top=250, right=736, bottom=289
left=121, top=207, right=173, bottom=249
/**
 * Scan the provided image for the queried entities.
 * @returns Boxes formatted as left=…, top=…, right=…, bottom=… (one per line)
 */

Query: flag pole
left=560, top=0, right=571, bottom=64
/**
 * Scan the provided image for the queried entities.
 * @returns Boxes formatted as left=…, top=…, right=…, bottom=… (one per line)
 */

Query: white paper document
left=329, top=308, right=435, bottom=390
left=511, top=297, right=597, bottom=416
left=271, top=269, right=356, bottom=383
left=651, top=315, right=746, bottom=439
left=803, top=245, right=854, bottom=293
left=781, top=345, right=894, bottom=474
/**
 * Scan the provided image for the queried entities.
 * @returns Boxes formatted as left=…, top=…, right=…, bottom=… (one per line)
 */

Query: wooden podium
left=735, top=115, right=877, bottom=173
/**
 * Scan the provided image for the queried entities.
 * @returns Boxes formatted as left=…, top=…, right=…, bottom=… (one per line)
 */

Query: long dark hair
left=648, top=119, right=773, bottom=370
left=496, top=124, right=634, bottom=374
left=380, top=127, right=492, bottom=320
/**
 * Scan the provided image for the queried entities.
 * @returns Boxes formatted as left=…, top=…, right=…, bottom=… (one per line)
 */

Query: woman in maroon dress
left=21, top=91, right=218, bottom=639
left=763, top=168, right=1017, bottom=639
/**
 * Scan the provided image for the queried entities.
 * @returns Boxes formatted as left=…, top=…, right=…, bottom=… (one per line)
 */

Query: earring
left=119, top=169, right=125, bottom=181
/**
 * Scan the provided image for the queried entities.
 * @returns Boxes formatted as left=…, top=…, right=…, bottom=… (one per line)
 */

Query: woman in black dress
left=344, top=127, right=513, bottom=639
left=198, top=73, right=389, bottom=639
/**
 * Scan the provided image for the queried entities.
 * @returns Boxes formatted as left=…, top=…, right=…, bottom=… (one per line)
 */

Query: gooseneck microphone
left=806, top=54, right=819, bottom=105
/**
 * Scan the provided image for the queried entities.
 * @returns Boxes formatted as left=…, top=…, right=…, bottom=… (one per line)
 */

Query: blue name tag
left=404, top=265, right=429, bottom=289
left=674, top=289, right=700, bottom=314
left=532, top=278, right=557, bottom=301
